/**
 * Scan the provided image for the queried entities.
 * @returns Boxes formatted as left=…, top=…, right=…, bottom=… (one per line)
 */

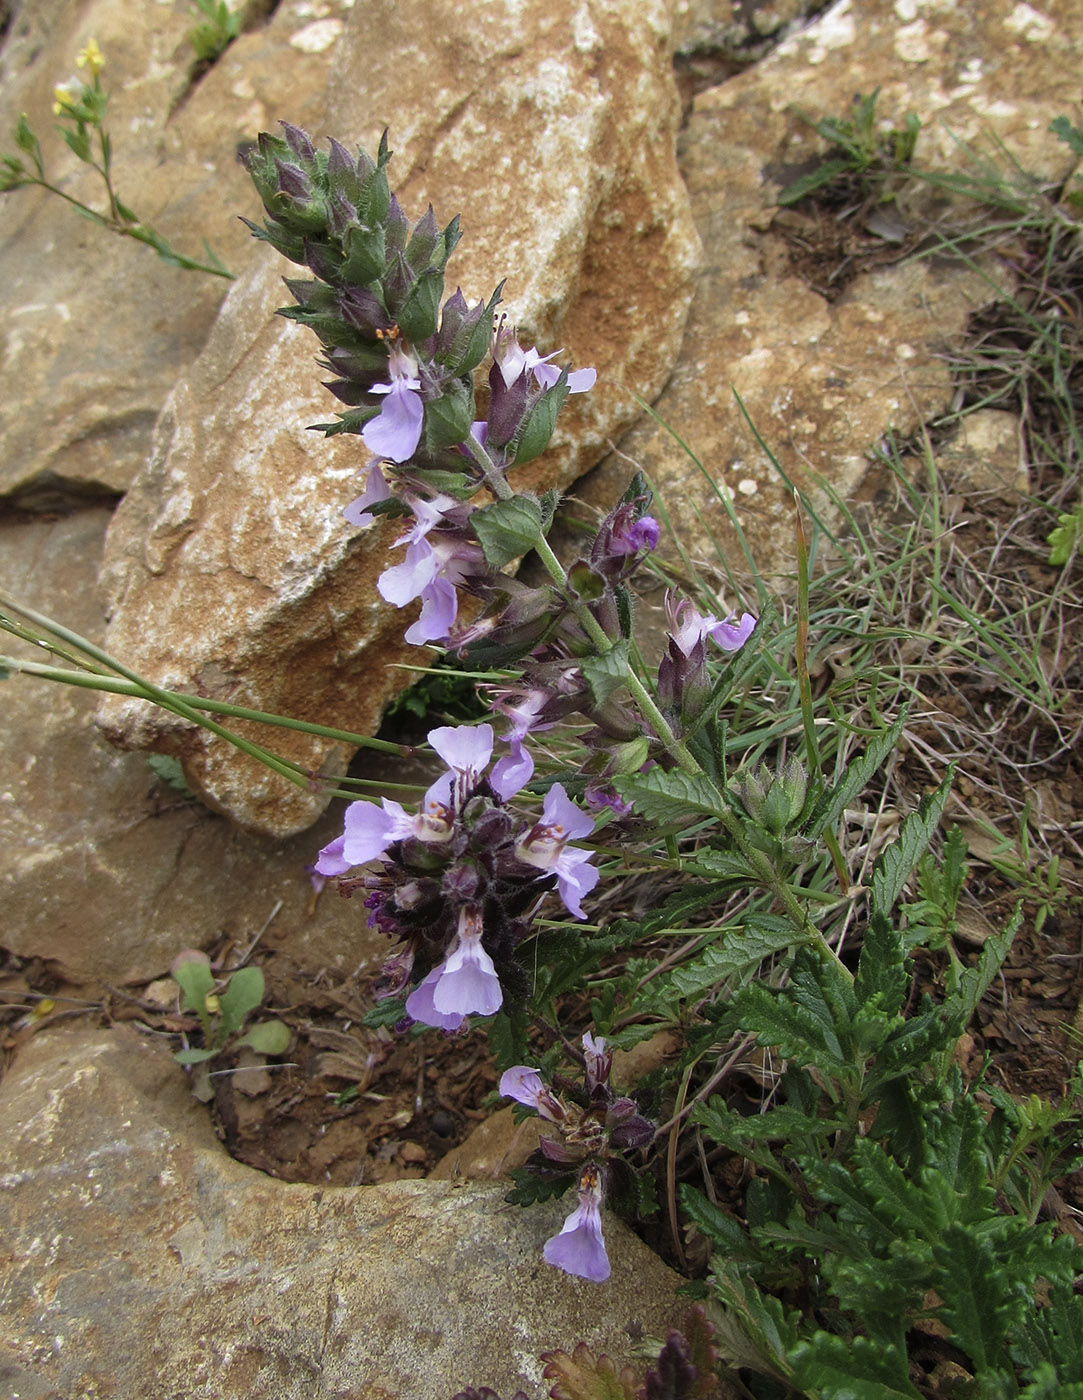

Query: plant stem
left=0, top=652, right=410, bottom=754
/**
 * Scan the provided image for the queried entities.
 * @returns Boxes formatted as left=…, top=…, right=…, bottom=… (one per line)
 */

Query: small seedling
left=169, top=949, right=290, bottom=1065
left=188, top=0, right=243, bottom=64
left=1048, top=501, right=1083, bottom=566
left=777, top=87, right=921, bottom=206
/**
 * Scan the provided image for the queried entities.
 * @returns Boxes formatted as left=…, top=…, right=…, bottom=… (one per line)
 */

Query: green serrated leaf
left=930, top=1222, right=1021, bottom=1369
left=789, top=1331, right=922, bottom=1399
left=692, top=1097, right=837, bottom=1165
left=953, top=903, right=1021, bottom=1023
left=486, top=1004, right=530, bottom=1071
left=666, top=916, right=800, bottom=998
left=613, top=768, right=726, bottom=825
left=505, top=1167, right=576, bottom=1208
left=807, top=711, right=908, bottom=838
left=870, top=772, right=953, bottom=920
left=853, top=911, right=907, bottom=1016
left=472, top=495, right=542, bottom=568
left=581, top=641, right=631, bottom=707
left=728, top=974, right=849, bottom=1075
left=1014, top=1283, right=1083, bottom=1384
left=707, top=1260, right=799, bottom=1379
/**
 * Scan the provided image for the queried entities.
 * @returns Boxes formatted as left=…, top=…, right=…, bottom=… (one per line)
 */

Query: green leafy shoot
left=777, top=88, right=921, bottom=206
left=188, top=0, right=243, bottom=64
left=169, top=952, right=290, bottom=1066
left=0, top=39, right=233, bottom=277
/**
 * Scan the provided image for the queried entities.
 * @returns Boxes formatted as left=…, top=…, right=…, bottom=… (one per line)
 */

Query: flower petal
left=427, top=723, right=494, bottom=778
left=499, top=1066, right=546, bottom=1108
left=405, top=967, right=465, bottom=1032
left=543, top=1193, right=610, bottom=1283
left=343, top=460, right=391, bottom=529
left=314, top=833, right=351, bottom=876
left=378, top=539, right=437, bottom=607
left=361, top=381, right=423, bottom=462
left=708, top=612, right=757, bottom=653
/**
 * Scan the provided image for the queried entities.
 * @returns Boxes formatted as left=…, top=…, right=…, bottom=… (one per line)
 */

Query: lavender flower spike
left=543, top=1164, right=610, bottom=1283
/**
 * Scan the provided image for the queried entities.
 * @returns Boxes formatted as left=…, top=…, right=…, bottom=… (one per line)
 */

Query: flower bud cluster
left=500, top=1032, right=655, bottom=1282
left=729, top=755, right=813, bottom=861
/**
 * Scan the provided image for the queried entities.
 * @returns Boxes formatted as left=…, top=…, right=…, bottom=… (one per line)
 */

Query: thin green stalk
left=1, top=596, right=353, bottom=789
left=462, top=436, right=703, bottom=773
left=0, top=653, right=410, bottom=755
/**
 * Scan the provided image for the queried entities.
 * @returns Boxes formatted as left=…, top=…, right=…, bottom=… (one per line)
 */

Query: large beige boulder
left=0, top=1026, right=686, bottom=1399
left=0, top=0, right=357, bottom=505
left=95, top=0, right=700, bottom=836
left=0, top=508, right=385, bottom=985
left=578, top=0, right=1081, bottom=582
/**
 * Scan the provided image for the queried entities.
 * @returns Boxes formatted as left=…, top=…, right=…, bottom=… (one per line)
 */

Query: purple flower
left=361, top=339, right=424, bottom=462
left=582, top=1032, right=612, bottom=1093
left=343, top=459, right=391, bottom=529
left=491, top=319, right=597, bottom=394
left=378, top=495, right=484, bottom=646
left=665, top=591, right=757, bottom=657
left=611, top=514, right=659, bottom=555
left=515, top=783, right=599, bottom=919
left=405, top=906, right=502, bottom=1027
left=314, top=771, right=453, bottom=875
left=427, top=723, right=495, bottom=805
left=543, top=1164, right=610, bottom=1283
left=499, top=1066, right=566, bottom=1123
left=490, top=688, right=551, bottom=799
left=402, top=966, right=465, bottom=1033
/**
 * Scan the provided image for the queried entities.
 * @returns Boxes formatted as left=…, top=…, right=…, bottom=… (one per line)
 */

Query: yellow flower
left=52, top=82, right=78, bottom=116
left=76, top=37, right=104, bottom=77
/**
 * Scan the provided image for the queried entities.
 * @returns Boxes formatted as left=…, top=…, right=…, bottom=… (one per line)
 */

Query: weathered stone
left=0, top=509, right=385, bottom=985
left=0, top=0, right=356, bottom=505
left=577, top=0, right=1081, bottom=583
left=0, top=1027, right=686, bottom=1399
left=96, top=0, right=700, bottom=836
left=935, top=409, right=1029, bottom=501
left=673, top=0, right=824, bottom=64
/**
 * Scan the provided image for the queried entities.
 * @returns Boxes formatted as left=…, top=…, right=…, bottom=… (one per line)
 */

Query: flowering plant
left=0, top=40, right=233, bottom=278
left=5, top=111, right=1077, bottom=1398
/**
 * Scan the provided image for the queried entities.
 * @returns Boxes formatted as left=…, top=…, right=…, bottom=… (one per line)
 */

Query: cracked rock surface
left=0, top=1026, right=685, bottom=1400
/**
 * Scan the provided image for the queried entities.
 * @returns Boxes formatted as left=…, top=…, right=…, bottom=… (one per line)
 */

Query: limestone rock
left=0, top=1026, right=686, bottom=1399
left=96, top=0, right=700, bottom=836
left=0, top=0, right=356, bottom=506
left=577, top=0, right=1081, bottom=585
left=935, top=409, right=1029, bottom=501
left=0, top=509, right=385, bottom=986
